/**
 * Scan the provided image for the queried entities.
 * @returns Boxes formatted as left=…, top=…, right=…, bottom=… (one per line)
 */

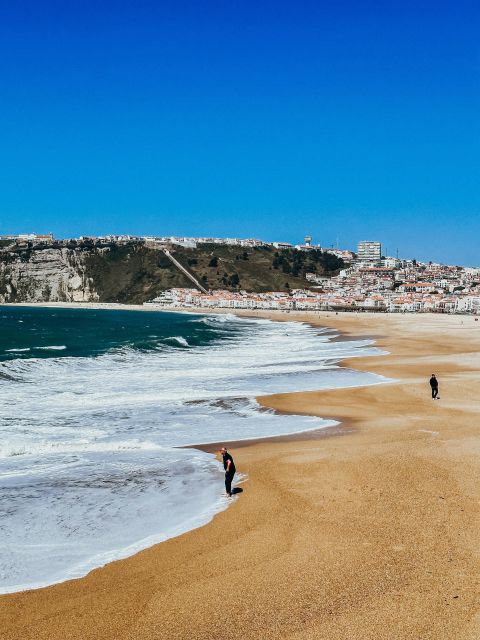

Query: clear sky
left=1, top=1, right=479, bottom=264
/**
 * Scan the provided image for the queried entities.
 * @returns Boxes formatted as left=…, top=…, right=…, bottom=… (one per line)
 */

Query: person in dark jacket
left=220, top=447, right=236, bottom=497
left=429, top=374, right=439, bottom=399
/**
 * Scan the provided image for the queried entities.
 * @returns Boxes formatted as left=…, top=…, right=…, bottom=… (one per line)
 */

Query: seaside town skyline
left=3, top=230, right=478, bottom=314
left=151, top=256, right=480, bottom=315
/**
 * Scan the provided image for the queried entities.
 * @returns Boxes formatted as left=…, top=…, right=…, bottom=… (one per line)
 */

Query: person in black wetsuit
left=221, top=447, right=236, bottom=497
left=430, top=374, right=439, bottom=399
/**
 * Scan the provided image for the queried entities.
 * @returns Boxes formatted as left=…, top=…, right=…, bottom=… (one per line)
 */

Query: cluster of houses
left=149, top=257, right=480, bottom=315
left=142, top=236, right=356, bottom=256
left=0, top=233, right=357, bottom=256
left=0, top=233, right=55, bottom=245
left=1, top=233, right=279, bottom=249
left=313, top=260, right=480, bottom=313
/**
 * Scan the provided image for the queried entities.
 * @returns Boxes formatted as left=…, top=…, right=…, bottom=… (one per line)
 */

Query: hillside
left=0, top=241, right=344, bottom=304
left=174, top=243, right=343, bottom=293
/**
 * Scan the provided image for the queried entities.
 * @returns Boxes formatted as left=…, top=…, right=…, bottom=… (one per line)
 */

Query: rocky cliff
left=0, top=246, right=98, bottom=303
left=0, top=241, right=344, bottom=304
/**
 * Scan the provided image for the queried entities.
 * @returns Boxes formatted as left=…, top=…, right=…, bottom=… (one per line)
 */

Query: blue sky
left=1, top=1, right=479, bottom=264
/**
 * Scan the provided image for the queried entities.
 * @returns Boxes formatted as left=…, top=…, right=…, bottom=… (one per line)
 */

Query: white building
left=273, top=242, right=293, bottom=249
left=357, top=240, right=382, bottom=262
left=381, top=257, right=401, bottom=268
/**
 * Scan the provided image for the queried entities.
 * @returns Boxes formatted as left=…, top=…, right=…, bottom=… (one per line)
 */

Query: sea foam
left=0, top=312, right=387, bottom=593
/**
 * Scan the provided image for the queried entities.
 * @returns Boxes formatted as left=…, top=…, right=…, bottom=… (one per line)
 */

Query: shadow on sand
left=231, top=487, right=243, bottom=495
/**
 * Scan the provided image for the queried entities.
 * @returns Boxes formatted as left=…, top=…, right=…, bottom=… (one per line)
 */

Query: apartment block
left=357, top=241, right=381, bottom=262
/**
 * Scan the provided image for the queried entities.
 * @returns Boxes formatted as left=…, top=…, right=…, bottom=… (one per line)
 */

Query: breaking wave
left=0, top=309, right=388, bottom=594
left=165, top=336, right=190, bottom=347
left=36, top=345, right=67, bottom=351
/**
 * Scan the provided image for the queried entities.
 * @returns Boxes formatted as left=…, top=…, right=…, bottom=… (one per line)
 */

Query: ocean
left=0, top=306, right=386, bottom=593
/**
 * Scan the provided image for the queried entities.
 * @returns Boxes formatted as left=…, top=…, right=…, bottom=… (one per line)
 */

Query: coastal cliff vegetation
left=0, top=241, right=344, bottom=304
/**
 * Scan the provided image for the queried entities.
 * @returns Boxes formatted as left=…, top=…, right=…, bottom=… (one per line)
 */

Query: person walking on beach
left=221, top=447, right=236, bottom=497
left=430, top=374, right=439, bottom=399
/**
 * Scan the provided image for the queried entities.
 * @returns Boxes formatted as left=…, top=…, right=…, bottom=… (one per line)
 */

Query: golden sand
left=1, top=312, right=480, bottom=639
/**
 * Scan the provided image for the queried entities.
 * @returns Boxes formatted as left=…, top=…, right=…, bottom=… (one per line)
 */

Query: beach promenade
left=1, top=311, right=480, bottom=639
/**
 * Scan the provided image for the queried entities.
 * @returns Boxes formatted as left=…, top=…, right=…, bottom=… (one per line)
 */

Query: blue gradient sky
left=1, top=1, right=479, bottom=264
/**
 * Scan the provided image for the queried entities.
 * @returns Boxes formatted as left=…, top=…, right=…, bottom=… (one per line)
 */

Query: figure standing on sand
left=221, top=447, right=236, bottom=497
left=430, top=374, right=440, bottom=399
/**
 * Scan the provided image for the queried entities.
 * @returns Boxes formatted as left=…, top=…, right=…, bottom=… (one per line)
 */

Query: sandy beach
left=1, top=310, right=480, bottom=639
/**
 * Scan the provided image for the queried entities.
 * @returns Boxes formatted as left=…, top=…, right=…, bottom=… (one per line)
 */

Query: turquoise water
left=0, top=306, right=229, bottom=361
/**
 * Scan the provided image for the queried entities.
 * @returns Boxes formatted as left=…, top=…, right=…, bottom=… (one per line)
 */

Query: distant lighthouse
left=304, top=235, right=312, bottom=247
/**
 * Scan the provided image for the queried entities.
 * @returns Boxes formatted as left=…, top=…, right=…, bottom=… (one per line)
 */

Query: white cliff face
left=0, top=248, right=99, bottom=303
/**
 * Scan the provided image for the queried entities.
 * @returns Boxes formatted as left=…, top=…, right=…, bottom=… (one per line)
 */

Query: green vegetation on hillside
left=174, top=243, right=344, bottom=293
left=0, top=241, right=345, bottom=303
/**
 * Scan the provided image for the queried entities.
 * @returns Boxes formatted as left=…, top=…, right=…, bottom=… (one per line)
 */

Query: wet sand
left=1, top=311, right=480, bottom=639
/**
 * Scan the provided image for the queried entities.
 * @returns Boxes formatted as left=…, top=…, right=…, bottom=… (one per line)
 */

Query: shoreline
left=0, top=303, right=381, bottom=596
left=192, top=423, right=353, bottom=454
left=0, top=303, right=381, bottom=597
left=4, top=299, right=479, bottom=320
left=4, top=300, right=385, bottom=457
left=2, top=301, right=164, bottom=312
left=2, top=309, right=480, bottom=638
